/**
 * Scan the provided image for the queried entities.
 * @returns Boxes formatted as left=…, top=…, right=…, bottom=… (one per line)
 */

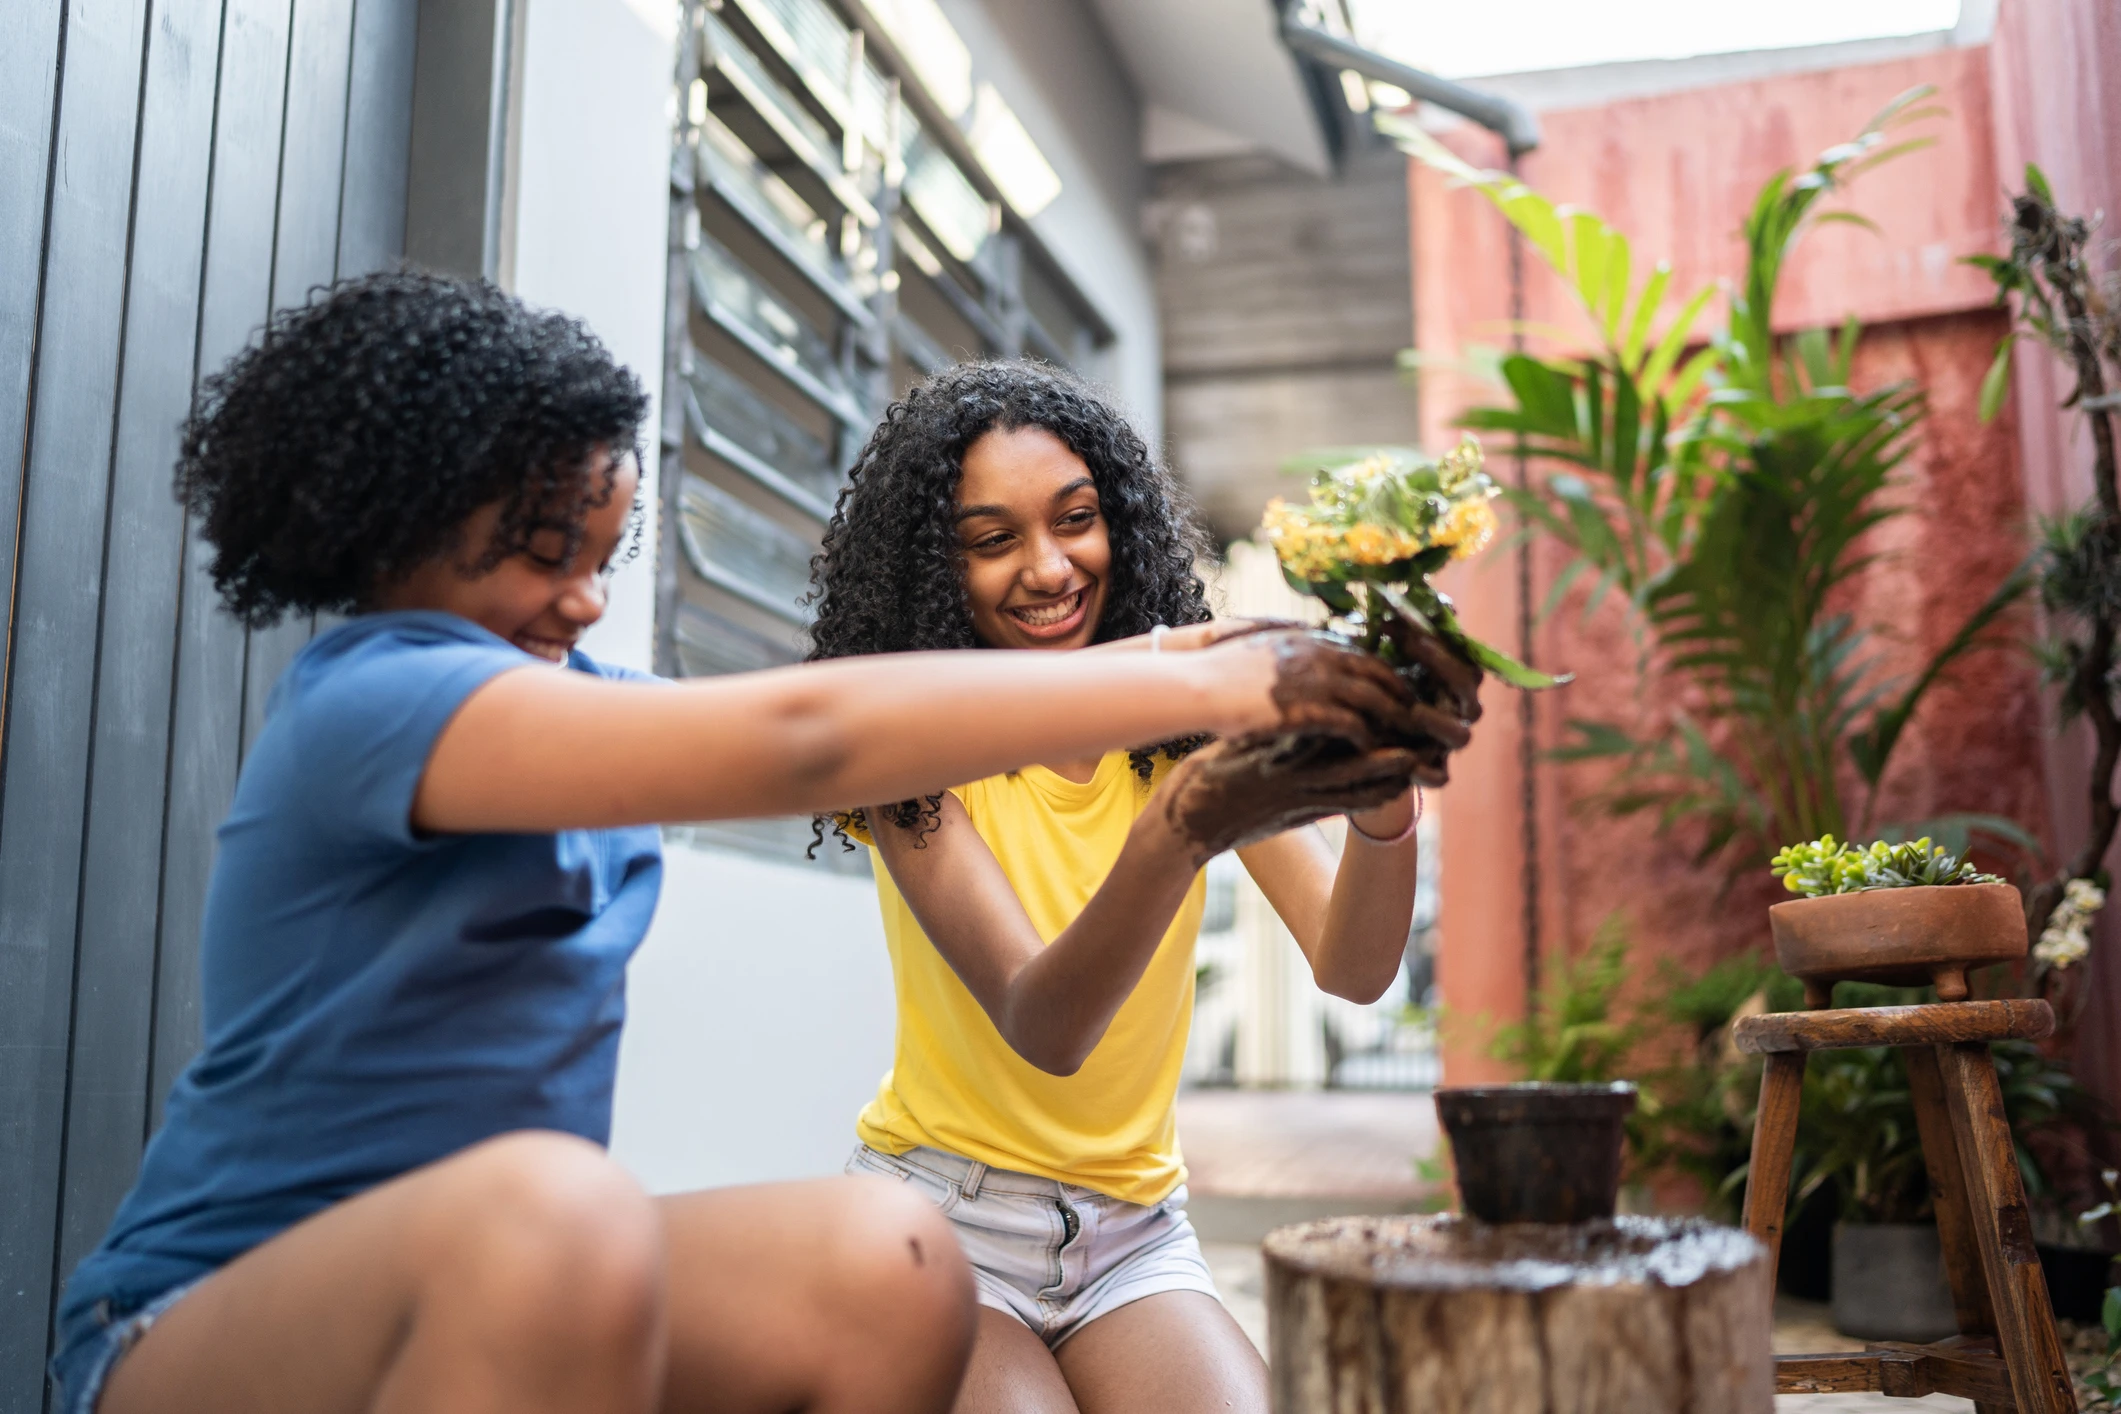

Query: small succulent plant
left=1770, top=834, right=2005, bottom=898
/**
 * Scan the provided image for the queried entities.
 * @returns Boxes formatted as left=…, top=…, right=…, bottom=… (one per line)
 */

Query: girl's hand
left=1156, top=737, right=1420, bottom=867
left=1191, top=629, right=1416, bottom=746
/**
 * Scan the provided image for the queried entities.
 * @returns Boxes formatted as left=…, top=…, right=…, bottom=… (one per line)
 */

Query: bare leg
left=103, top=1131, right=666, bottom=1414
left=656, top=1176, right=977, bottom=1414
left=941, top=1308, right=1078, bottom=1414
left=101, top=1135, right=978, bottom=1414
left=1056, top=1292, right=1266, bottom=1414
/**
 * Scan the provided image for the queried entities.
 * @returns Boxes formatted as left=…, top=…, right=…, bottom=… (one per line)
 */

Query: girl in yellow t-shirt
left=807, top=361, right=1484, bottom=1413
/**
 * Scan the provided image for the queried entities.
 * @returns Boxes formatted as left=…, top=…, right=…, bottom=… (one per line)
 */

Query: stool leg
left=1909, top=1046, right=2012, bottom=1414
left=1744, top=1051, right=1806, bottom=1279
left=1941, top=1041, right=2078, bottom=1414
left=1907, top=1045, right=1999, bottom=1338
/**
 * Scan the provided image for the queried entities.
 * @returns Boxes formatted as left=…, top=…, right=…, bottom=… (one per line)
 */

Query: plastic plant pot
left=1434, top=1082, right=1638, bottom=1225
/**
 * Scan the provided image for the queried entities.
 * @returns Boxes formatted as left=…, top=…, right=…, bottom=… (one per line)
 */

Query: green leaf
left=1459, top=633, right=1573, bottom=690
left=1498, top=354, right=1583, bottom=438
left=1551, top=719, right=1639, bottom=761
left=1603, top=227, right=1632, bottom=343
left=1621, top=264, right=1671, bottom=372
left=1812, top=210, right=1882, bottom=236
left=1639, top=284, right=1719, bottom=398
left=1373, top=581, right=1438, bottom=636
left=1569, top=210, right=1612, bottom=331
left=2025, top=162, right=2055, bottom=206
left=1864, top=84, right=1941, bottom=134
left=1978, top=336, right=2016, bottom=423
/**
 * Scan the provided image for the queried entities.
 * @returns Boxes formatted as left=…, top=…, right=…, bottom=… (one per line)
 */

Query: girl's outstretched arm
left=412, top=630, right=1410, bottom=833
left=871, top=741, right=1417, bottom=1075
left=1237, top=789, right=1420, bottom=1004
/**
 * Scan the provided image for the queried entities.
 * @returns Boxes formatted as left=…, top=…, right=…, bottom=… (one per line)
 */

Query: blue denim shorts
left=847, top=1144, right=1220, bottom=1347
left=48, top=1279, right=201, bottom=1414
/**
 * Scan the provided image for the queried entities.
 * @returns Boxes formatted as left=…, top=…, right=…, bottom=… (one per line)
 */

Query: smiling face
left=375, top=450, right=639, bottom=663
left=955, top=424, right=1111, bottom=652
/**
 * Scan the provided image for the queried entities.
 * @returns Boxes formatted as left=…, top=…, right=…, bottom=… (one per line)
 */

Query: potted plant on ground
left=1767, top=835, right=2025, bottom=1007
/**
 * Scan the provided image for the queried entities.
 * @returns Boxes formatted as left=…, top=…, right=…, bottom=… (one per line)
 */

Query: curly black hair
left=805, top=359, right=1214, bottom=850
left=177, top=270, right=649, bottom=627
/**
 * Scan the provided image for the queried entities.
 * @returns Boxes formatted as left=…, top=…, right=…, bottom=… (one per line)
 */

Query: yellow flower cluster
left=1432, top=495, right=1498, bottom=558
left=1261, top=499, right=1377, bottom=579
left=1260, top=438, right=1499, bottom=582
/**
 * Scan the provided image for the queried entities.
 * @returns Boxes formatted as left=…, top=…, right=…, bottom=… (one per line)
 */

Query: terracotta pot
left=1768, top=882, right=2026, bottom=1009
left=1434, top=1082, right=1636, bottom=1224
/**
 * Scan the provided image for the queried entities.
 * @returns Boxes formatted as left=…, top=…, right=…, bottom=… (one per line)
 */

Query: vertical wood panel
left=0, top=0, right=416, bottom=1401
left=237, top=0, right=353, bottom=753
left=0, top=0, right=65, bottom=762
left=53, top=0, right=227, bottom=1299
left=0, top=0, right=151, bottom=1402
left=337, top=0, right=415, bottom=279
left=149, top=0, right=294, bottom=1125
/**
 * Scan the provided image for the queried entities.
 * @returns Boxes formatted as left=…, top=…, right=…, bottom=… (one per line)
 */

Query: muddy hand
left=1160, top=738, right=1420, bottom=866
left=1248, top=629, right=1416, bottom=749
left=1379, top=613, right=1484, bottom=724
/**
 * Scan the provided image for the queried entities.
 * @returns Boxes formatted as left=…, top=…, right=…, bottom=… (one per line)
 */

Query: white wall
left=935, top=0, right=1162, bottom=440
left=510, top=0, right=900, bottom=1191
left=610, top=845, right=896, bottom=1191
left=510, top=0, right=676, bottom=673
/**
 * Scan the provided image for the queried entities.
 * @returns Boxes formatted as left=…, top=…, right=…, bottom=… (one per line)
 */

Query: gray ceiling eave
left=1088, top=0, right=1334, bottom=173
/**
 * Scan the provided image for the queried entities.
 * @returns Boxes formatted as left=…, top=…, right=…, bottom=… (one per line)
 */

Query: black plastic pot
left=1434, top=1082, right=1637, bottom=1224
left=2038, top=1241, right=2118, bottom=1322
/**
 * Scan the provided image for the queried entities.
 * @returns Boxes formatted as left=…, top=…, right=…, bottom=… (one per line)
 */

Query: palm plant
left=1387, top=92, right=2035, bottom=876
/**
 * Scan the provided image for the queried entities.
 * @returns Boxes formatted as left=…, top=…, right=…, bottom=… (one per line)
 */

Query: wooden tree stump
left=1263, top=1214, right=1773, bottom=1414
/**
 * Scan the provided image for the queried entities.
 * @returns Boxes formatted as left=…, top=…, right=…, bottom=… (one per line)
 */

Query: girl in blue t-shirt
left=54, top=273, right=1423, bottom=1414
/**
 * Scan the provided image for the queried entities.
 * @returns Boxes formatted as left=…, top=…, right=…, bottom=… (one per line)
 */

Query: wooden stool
left=1736, top=999, right=2076, bottom=1412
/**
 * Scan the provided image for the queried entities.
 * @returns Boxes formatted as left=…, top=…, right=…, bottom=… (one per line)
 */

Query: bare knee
left=429, top=1132, right=665, bottom=1355
left=816, top=1178, right=976, bottom=1401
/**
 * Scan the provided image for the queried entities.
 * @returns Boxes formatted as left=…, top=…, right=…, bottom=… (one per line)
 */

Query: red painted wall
left=1985, top=0, right=2121, bottom=1120
left=1410, top=33, right=2093, bottom=1088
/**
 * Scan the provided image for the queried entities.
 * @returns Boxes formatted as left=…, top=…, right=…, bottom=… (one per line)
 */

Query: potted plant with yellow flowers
left=1256, top=438, right=1567, bottom=781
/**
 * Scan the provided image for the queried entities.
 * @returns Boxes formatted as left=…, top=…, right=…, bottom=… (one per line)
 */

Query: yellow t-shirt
left=855, top=751, right=1205, bottom=1205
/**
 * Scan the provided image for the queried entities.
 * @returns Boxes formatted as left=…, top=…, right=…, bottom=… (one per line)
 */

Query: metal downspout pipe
left=1274, top=8, right=1541, bottom=157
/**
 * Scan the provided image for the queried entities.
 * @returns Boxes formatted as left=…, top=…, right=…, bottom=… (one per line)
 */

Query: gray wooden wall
left=0, top=0, right=417, bottom=1406
left=1147, top=146, right=1420, bottom=542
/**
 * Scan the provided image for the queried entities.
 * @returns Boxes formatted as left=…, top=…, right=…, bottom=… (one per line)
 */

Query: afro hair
left=176, top=270, right=649, bottom=627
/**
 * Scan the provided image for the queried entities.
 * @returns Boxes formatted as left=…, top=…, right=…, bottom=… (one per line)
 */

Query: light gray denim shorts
left=847, top=1144, right=1221, bottom=1348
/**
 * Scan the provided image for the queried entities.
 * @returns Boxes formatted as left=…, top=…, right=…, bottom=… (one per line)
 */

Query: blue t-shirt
left=58, top=611, right=664, bottom=1337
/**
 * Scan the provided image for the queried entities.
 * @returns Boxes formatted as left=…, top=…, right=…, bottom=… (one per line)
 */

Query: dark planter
left=1831, top=1223, right=1957, bottom=1342
left=1775, top=1183, right=1837, bottom=1301
left=2038, top=1242, right=2118, bottom=1322
left=1434, top=1082, right=1636, bottom=1224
